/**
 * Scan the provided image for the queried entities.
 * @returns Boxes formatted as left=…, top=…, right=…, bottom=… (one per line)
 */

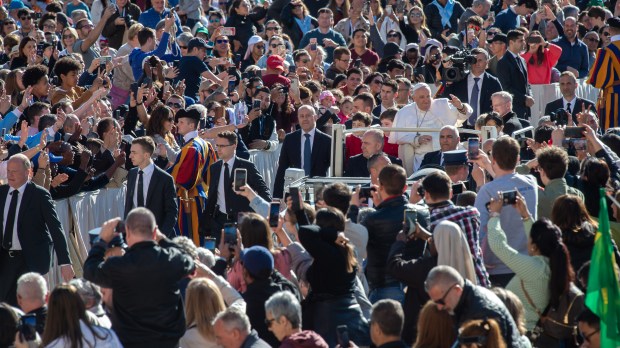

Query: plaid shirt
left=429, top=202, right=491, bottom=288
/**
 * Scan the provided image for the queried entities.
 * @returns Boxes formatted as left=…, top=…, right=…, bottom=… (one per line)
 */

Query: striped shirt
left=429, top=202, right=491, bottom=288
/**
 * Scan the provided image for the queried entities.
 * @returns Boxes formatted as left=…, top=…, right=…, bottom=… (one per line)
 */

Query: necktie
left=469, top=77, right=480, bottom=126
left=137, top=170, right=144, bottom=207
left=224, top=163, right=234, bottom=214
left=2, top=190, right=18, bottom=250
left=303, top=134, right=312, bottom=176
left=566, top=102, right=572, bottom=114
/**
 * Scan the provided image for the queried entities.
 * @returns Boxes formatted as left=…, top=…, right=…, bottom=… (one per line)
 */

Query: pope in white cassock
left=388, top=83, right=472, bottom=175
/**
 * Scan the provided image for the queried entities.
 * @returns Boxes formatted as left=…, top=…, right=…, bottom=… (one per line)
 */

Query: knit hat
left=319, top=90, right=334, bottom=101
left=241, top=246, right=274, bottom=279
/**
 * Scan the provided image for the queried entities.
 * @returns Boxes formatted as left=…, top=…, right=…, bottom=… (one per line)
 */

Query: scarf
left=432, top=0, right=455, bottom=28
left=294, top=16, right=313, bottom=35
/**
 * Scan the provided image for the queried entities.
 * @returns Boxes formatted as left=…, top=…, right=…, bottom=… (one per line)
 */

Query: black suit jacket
left=420, top=150, right=443, bottom=167
left=496, top=53, right=532, bottom=119
left=344, top=153, right=403, bottom=177
left=442, top=72, right=503, bottom=124
left=273, top=129, right=332, bottom=198
left=205, top=156, right=271, bottom=220
left=124, top=165, right=178, bottom=237
left=0, top=182, right=70, bottom=274
left=544, top=97, right=596, bottom=125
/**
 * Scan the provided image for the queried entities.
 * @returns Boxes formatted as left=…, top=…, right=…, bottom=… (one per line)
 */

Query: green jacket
left=538, top=178, right=585, bottom=219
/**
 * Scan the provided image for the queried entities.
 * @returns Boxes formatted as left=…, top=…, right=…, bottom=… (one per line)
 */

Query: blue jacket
left=129, top=32, right=180, bottom=81
left=553, top=36, right=590, bottom=78
left=492, top=7, right=518, bottom=33
left=138, top=8, right=182, bottom=36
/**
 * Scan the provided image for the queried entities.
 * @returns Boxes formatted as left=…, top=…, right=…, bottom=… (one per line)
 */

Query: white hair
left=17, top=272, right=47, bottom=303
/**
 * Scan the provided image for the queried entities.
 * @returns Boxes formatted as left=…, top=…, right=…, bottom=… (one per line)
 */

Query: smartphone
left=290, top=187, right=300, bottom=210
left=227, top=66, right=237, bottom=76
left=227, top=79, right=236, bottom=94
left=290, top=78, right=300, bottom=91
left=417, top=186, right=425, bottom=197
left=354, top=58, right=362, bottom=68
left=310, top=38, right=317, bottom=51
left=220, top=27, right=236, bottom=36
left=487, top=11, right=495, bottom=23
left=20, top=314, right=37, bottom=341
left=363, top=0, right=370, bottom=16
left=223, top=223, right=237, bottom=245
left=215, top=105, right=225, bottom=119
left=269, top=202, right=280, bottom=227
left=404, top=209, right=417, bottom=238
left=36, top=43, right=44, bottom=56
left=572, top=138, right=587, bottom=150
left=203, top=237, right=216, bottom=252
left=502, top=190, right=517, bottom=205
left=234, top=53, right=242, bottom=67
left=336, top=325, right=350, bottom=348
left=452, top=183, right=464, bottom=195
left=468, top=138, right=480, bottom=160
left=115, top=220, right=125, bottom=233
left=395, top=0, right=406, bottom=13
left=233, top=168, right=247, bottom=192
left=288, top=65, right=297, bottom=74
left=358, top=187, right=373, bottom=200
left=115, top=110, right=121, bottom=119
left=1, top=128, right=6, bottom=141
left=172, top=60, right=180, bottom=68
left=564, top=126, right=586, bottom=138
left=252, top=99, right=262, bottom=110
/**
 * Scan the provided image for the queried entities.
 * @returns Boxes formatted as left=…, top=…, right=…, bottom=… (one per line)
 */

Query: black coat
left=361, top=196, right=429, bottom=290
left=0, top=182, right=70, bottom=274
left=344, top=153, right=403, bottom=177
left=205, top=157, right=271, bottom=220
left=420, top=150, right=442, bottom=168
left=101, top=3, right=141, bottom=49
left=387, top=241, right=436, bottom=345
left=501, top=111, right=524, bottom=136
left=423, top=1, right=465, bottom=39
left=281, top=6, right=318, bottom=49
left=441, top=72, right=503, bottom=125
left=83, top=239, right=194, bottom=348
left=496, top=53, right=532, bottom=119
left=124, top=165, right=178, bottom=237
left=453, top=280, right=525, bottom=348
left=274, top=129, right=332, bottom=198
left=544, top=97, right=596, bottom=125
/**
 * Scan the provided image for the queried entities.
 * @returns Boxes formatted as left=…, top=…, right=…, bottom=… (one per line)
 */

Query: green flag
left=585, top=188, right=620, bottom=347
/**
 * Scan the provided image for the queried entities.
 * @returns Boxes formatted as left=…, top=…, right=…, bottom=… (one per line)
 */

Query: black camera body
left=549, top=108, right=570, bottom=126
left=441, top=49, right=477, bottom=83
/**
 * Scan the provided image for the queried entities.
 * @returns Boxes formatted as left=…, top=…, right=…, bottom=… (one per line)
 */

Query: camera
left=123, top=15, right=132, bottom=27
left=549, top=108, right=570, bottom=126
left=441, top=48, right=477, bottom=83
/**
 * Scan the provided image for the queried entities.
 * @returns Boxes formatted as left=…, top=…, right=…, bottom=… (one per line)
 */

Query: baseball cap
left=267, top=55, right=285, bottom=71
left=187, top=37, right=208, bottom=51
left=9, top=0, right=26, bottom=10
left=241, top=246, right=274, bottom=279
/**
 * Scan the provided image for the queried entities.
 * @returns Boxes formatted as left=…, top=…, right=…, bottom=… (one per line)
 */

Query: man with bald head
left=273, top=105, right=332, bottom=198
left=344, top=129, right=402, bottom=177
left=419, top=125, right=460, bottom=167
left=553, top=17, right=590, bottom=78
left=0, top=154, right=74, bottom=305
left=389, top=83, right=471, bottom=175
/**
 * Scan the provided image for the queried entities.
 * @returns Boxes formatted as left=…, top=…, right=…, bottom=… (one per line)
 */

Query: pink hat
left=267, top=55, right=285, bottom=71
left=319, top=90, right=335, bottom=101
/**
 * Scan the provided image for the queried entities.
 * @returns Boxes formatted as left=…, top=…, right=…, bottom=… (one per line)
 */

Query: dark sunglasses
left=4, top=21, right=15, bottom=25
left=63, top=35, right=74, bottom=39
left=209, top=18, right=221, bottom=23
left=255, top=44, right=265, bottom=49
left=468, top=24, right=481, bottom=31
left=409, top=12, right=422, bottom=18
left=433, top=283, right=457, bottom=305
left=271, top=43, right=284, bottom=48
left=586, top=37, right=599, bottom=42
left=179, top=45, right=188, bottom=49
left=166, top=102, right=182, bottom=108
left=580, top=329, right=599, bottom=343
left=387, top=33, right=400, bottom=38
left=216, top=39, right=229, bottom=44
left=266, top=26, right=281, bottom=31
left=20, top=16, right=32, bottom=20
left=603, top=32, right=610, bottom=37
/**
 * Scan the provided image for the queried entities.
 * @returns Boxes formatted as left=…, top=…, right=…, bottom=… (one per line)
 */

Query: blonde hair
left=185, top=278, right=226, bottom=340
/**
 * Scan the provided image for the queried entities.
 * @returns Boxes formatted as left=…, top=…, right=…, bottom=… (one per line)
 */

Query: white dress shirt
left=183, top=130, right=199, bottom=144
left=467, top=72, right=484, bottom=118
left=217, top=157, right=236, bottom=214
left=300, top=128, right=316, bottom=167
left=563, top=96, right=577, bottom=112
left=4, top=181, right=28, bottom=250
left=133, top=162, right=155, bottom=208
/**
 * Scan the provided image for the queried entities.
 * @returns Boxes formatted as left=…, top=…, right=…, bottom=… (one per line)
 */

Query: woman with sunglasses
left=256, top=35, right=294, bottom=69
left=598, top=24, right=611, bottom=47
left=388, top=220, right=477, bottom=344
left=487, top=193, right=579, bottom=343
left=59, top=27, right=78, bottom=55
left=398, top=7, right=431, bottom=47
left=521, top=30, right=562, bottom=84
left=146, top=105, right=181, bottom=164
left=1, top=18, right=16, bottom=36
left=227, top=0, right=267, bottom=55
left=364, top=71, right=384, bottom=96
left=281, top=0, right=318, bottom=49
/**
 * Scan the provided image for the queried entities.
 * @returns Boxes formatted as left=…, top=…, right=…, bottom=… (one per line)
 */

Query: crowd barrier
left=46, top=186, right=127, bottom=290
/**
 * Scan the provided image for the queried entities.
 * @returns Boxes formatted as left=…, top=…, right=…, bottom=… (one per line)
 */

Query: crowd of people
left=0, top=0, right=619, bottom=345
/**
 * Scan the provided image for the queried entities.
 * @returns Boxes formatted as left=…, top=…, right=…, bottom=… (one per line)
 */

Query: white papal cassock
left=388, top=98, right=471, bottom=175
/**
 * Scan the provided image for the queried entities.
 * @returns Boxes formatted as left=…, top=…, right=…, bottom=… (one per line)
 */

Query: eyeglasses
left=209, top=18, right=221, bottom=23
left=271, top=43, right=284, bottom=48
left=166, top=102, right=183, bottom=108
left=20, top=16, right=32, bottom=20
left=409, top=12, right=422, bottom=18
left=339, top=58, right=352, bottom=62
left=265, top=318, right=275, bottom=327
left=4, top=21, right=14, bottom=25
left=387, top=33, right=400, bottom=38
left=216, top=39, right=229, bottom=44
left=43, top=23, right=56, bottom=29
left=585, top=37, right=600, bottom=42
left=468, top=25, right=481, bottom=31
left=255, top=44, right=265, bottom=49
left=266, top=26, right=281, bottom=31
left=433, top=283, right=457, bottom=306
left=581, top=329, right=600, bottom=343
left=63, top=35, right=74, bottom=40
left=487, top=31, right=497, bottom=37
left=215, top=143, right=234, bottom=148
